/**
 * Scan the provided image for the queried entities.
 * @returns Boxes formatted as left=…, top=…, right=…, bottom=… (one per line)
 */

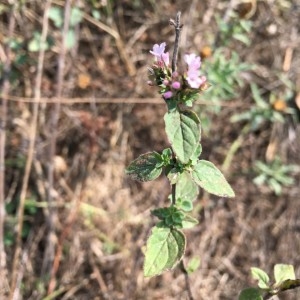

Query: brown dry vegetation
left=0, top=0, right=300, bottom=299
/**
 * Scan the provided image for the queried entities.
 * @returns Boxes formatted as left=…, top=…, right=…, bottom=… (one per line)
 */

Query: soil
left=1, top=0, right=300, bottom=299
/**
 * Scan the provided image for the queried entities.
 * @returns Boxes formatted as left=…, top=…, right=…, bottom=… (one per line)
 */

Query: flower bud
left=171, top=81, right=181, bottom=89
left=163, top=91, right=173, bottom=99
left=172, top=71, right=179, bottom=78
left=163, top=79, right=169, bottom=86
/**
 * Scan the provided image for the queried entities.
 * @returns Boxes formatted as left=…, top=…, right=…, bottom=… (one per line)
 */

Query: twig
left=83, top=13, right=136, bottom=76
left=51, top=0, right=136, bottom=76
left=47, top=191, right=81, bottom=295
left=171, top=184, right=176, bottom=205
left=222, top=124, right=250, bottom=174
left=0, top=1, right=16, bottom=293
left=170, top=12, right=183, bottom=73
left=170, top=147, right=177, bottom=206
left=9, top=1, right=52, bottom=299
left=42, top=0, right=71, bottom=285
left=180, top=260, right=194, bottom=300
left=0, top=95, right=251, bottom=108
left=263, top=279, right=300, bottom=300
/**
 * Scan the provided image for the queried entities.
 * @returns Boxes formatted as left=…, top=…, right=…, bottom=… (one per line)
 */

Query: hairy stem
left=263, top=279, right=300, bottom=299
left=171, top=184, right=176, bottom=205
left=170, top=14, right=194, bottom=299
left=170, top=11, right=183, bottom=73
left=169, top=12, right=183, bottom=204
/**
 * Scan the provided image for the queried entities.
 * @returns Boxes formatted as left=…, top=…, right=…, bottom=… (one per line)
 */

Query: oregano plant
left=126, top=12, right=235, bottom=278
left=239, top=264, right=300, bottom=300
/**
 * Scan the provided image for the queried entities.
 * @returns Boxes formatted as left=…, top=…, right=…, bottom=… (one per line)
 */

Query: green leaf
left=180, top=213, right=198, bottom=229
left=166, top=98, right=177, bottom=112
left=176, top=172, right=199, bottom=204
left=160, top=148, right=172, bottom=166
left=70, top=7, right=83, bottom=27
left=233, top=33, right=251, bottom=45
left=164, top=110, right=200, bottom=163
left=162, top=148, right=172, bottom=158
left=48, top=6, right=63, bottom=28
left=190, top=144, right=202, bottom=165
left=125, top=152, right=162, bottom=182
left=191, top=160, right=235, bottom=197
left=178, top=199, right=193, bottom=212
left=274, top=264, right=295, bottom=285
left=239, top=288, right=263, bottom=300
left=151, top=207, right=170, bottom=220
left=186, top=257, right=201, bottom=274
left=268, top=178, right=282, bottom=195
left=28, top=32, right=51, bottom=52
left=65, top=30, right=76, bottom=50
left=92, top=9, right=101, bottom=20
left=144, top=226, right=186, bottom=277
left=167, top=168, right=180, bottom=184
left=251, top=267, right=270, bottom=289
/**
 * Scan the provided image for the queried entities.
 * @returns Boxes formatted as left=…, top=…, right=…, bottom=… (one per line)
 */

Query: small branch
left=83, top=13, right=136, bottom=76
left=170, top=12, right=183, bottom=73
left=180, top=260, right=194, bottom=300
left=170, top=148, right=177, bottom=206
left=1, top=95, right=251, bottom=108
left=171, top=184, right=176, bottom=205
left=263, top=279, right=300, bottom=300
left=47, top=193, right=80, bottom=295
left=169, top=13, right=182, bottom=207
left=43, top=0, right=71, bottom=289
left=222, top=124, right=250, bottom=174
left=9, top=1, right=52, bottom=299
left=0, top=1, right=16, bottom=290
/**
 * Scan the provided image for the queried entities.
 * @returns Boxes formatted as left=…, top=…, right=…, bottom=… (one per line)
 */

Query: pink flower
left=163, top=91, right=173, bottom=99
left=172, top=71, right=179, bottom=78
left=150, top=43, right=166, bottom=57
left=186, top=75, right=206, bottom=89
left=184, top=53, right=204, bottom=89
left=161, top=52, right=169, bottom=66
left=199, top=76, right=207, bottom=85
left=184, top=53, right=201, bottom=70
left=150, top=42, right=169, bottom=66
left=172, top=81, right=181, bottom=89
left=163, top=79, right=169, bottom=86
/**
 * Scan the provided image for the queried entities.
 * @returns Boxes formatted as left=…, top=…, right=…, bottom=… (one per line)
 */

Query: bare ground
left=1, top=0, right=300, bottom=299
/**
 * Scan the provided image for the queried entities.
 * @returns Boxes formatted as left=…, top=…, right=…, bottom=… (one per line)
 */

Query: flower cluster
left=184, top=53, right=207, bottom=89
left=149, top=42, right=170, bottom=67
left=148, top=42, right=207, bottom=103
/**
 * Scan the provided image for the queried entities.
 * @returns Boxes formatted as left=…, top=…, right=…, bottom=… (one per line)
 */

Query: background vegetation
left=0, top=0, right=299, bottom=299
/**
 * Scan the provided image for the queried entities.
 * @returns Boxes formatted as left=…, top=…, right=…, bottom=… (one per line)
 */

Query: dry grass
left=0, top=0, right=300, bottom=299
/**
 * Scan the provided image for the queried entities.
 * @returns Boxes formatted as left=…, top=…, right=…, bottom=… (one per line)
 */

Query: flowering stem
left=170, top=11, right=183, bottom=73
left=171, top=149, right=177, bottom=205
left=171, top=184, right=176, bottom=205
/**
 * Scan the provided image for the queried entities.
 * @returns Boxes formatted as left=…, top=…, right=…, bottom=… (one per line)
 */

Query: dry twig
left=3, top=95, right=250, bottom=108
left=43, top=0, right=71, bottom=286
left=0, top=2, right=16, bottom=296
left=9, top=1, right=52, bottom=299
